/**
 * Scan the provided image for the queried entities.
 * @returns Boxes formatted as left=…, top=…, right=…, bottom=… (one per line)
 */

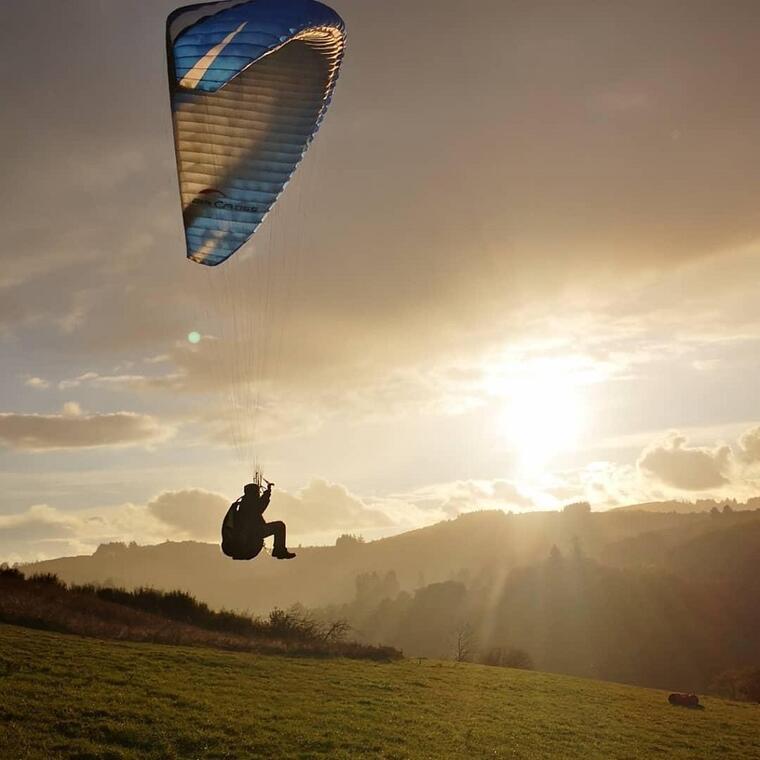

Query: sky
left=3, top=0, right=760, bottom=562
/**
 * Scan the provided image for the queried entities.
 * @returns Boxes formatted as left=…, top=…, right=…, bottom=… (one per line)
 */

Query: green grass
left=1, top=624, right=758, bottom=759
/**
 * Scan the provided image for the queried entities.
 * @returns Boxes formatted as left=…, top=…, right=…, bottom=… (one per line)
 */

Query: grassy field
left=1, top=623, right=758, bottom=759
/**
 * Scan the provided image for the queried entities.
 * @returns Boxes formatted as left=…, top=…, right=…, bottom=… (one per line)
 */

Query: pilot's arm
left=260, top=483, right=273, bottom=512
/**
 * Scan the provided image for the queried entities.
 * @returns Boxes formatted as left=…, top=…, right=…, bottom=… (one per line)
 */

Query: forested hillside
left=20, top=503, right=760, bottom=692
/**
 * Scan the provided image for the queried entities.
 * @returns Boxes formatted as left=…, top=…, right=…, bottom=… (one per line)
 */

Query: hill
left=22, top=506, right=760, bottom=614
left=18, top=507, right=760, bottom=694
left=609, top=498, right=760, bottom=514
left=1, top=623, right=758, bottom=759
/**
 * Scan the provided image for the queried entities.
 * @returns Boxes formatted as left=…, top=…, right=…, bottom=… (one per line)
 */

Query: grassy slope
left=1, top=624, right=758, bottom=760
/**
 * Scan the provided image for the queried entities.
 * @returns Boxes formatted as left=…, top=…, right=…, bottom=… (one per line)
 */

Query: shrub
left=28, top=573, right=66, bottom=588
left=0, top=571, right=401, bottom=662
left=0, top=564, right=24, bottom=580
left=267, top=606, right=322, bottom=642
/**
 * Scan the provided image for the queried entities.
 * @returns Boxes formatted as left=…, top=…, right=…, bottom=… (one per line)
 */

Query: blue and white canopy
left=167, top=0, right=346, bottom=265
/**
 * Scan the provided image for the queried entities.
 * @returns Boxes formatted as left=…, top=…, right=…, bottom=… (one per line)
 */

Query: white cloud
left=0, top=502, right=169, bottom=564
left=24, top=377, right=49, bottom=390
left=58, top=371, right=184, bottom=392
left=273, top=479, right=395, bottom=536
left=541, top=461, right=647, bottom=509
left=58, top=372, right=99, bottom=390
left=0, top=480, right=404, bottom=563
left=396, top=479, right=535, bottom=519
left=62, top=401, right=82, bottom=417
left=523, top=424, right=760, bottom=507
left=737, top=426, right=760, bottom=465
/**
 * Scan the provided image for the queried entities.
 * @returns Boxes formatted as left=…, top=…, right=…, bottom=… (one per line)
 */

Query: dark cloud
left=491, top=480, right=535, bottom=509
left=0, top=406, right=170, bottom=451
left=3, top=0, right=760, bottom=531
left=638, top=433, right=731, bottom=491
left=147, top=489, right=228, bottom=541
left=3, top=0, right=760, bottom=379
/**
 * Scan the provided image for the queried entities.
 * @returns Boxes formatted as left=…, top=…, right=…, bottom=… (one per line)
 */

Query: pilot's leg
left=261, top=520, right=286, bottom=553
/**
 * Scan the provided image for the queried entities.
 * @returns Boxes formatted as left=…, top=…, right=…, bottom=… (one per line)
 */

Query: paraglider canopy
left=167, top=0, right=346, bottom=265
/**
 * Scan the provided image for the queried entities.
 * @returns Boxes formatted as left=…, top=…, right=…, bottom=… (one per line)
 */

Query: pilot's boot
left=270, top=521, right=295, bottom=559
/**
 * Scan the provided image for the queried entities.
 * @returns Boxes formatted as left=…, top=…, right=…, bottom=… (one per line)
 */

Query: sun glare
left=500, top=378, right=585, bottom=473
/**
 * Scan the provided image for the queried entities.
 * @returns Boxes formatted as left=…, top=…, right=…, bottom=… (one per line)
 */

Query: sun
left=499, top=377, right=586, bottom=473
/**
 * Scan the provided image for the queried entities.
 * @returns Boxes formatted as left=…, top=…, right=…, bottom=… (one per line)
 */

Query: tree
left=452, top=621, right=477, bottom=663
left=355, top=570, right=400, bottom=606
left=94, top=542, right=128, bottom=556
left=336, top=534, right=365, bottom=548
left=321, top=619, right=352, bottom=644
left=563, top=501, right=591, bottom=517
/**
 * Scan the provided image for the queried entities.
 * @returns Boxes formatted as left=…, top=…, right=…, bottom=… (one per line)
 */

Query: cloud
left=737, top=426, right=760, bottom=465
left=637, top=433, right=731, bottom=491
left=147, top=489, right=229, bottom=542
left=0, top=480, right=403, bottom=563
left=541, top=460, right=652, bottom=510
left=117, top=481, right=398, bottom=547
left=6, top=0, right=760, bottom=388
left=0, top=502, right=169, bottom=564
left=59, top=371, right=184, bottom=393
left=0, top=406, right=171, bottom=451
left=549, top=425, right=760, bottom=506
left=273, top=480, right=395, bottom=536
left=398, top=479, right=535, bottom=518
left=24, top=377, right=49, bottom=390
left=0, top=504, right=80, bottom=544
left=6, top=1, right=760, bottom=551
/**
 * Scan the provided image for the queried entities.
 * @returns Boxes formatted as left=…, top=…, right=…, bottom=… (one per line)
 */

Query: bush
left=0, top=571, right=401, bottom=661
left=0, top=564, right=24, bottom=580
left=70, top=585, right=265, bottom=638
left=71, top=585, right=368, bottom=653
left=28, top=573, right=66, bottom=588
left=268, top=606, right=339, bottom=643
